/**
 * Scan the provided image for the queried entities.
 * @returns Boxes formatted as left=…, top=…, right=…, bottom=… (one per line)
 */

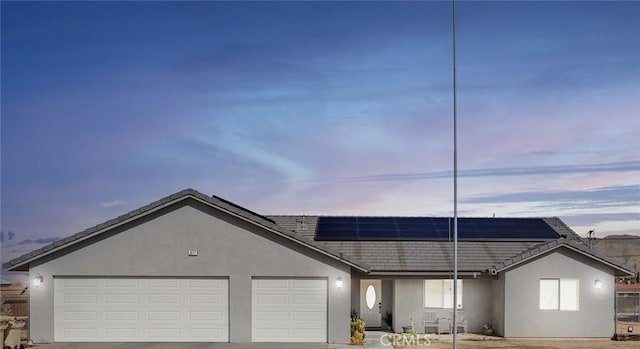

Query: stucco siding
left=393, top=279, right=423, bottom=334
left=28, top=200, right=351, bottom=343
left=503, top=248, right=616, bottom=338
left=461, top=279, right=492, bottom=333
left=392, top=278, right=492, bottom=334
left=491, top=276, right=505, bottom=336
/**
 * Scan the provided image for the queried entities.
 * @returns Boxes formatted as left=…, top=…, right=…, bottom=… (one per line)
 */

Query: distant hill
left=592, top=235, right=640, bottom=273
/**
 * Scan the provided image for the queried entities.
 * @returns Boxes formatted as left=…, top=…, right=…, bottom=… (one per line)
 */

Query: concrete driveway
left=32, top=343, right=342, bottom=349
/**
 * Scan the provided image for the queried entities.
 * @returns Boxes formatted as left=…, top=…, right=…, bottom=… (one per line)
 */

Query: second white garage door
left=54, top=277, right=228, bottom=342
left=252, top=278, right=327, bottom=342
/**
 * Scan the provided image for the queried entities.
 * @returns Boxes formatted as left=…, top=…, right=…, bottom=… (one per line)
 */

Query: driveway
left=33, top=343, right=332, bottom=349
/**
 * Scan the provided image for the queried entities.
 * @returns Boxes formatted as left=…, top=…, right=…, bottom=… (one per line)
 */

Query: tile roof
left=3, top=189, right=629, bottom=277
left=268, top=215, right=631, bottom=275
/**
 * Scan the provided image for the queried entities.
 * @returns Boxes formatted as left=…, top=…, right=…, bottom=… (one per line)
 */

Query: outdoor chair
left=423, top=311, right=438, bottom=333
left=423, top=311, right=451, bottom=334
left=452, top=310, right=467, bottom=334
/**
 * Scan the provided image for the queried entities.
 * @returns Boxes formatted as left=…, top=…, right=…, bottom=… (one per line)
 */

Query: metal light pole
left=451, top=0, right=459, bottom=348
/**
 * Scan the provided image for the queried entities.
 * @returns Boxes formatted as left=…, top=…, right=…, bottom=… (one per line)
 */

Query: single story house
left=3, top=189, right=634, bottom=343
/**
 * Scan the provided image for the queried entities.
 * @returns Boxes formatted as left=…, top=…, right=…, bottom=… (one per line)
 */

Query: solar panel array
left=315, top=217, right=560, bottom=241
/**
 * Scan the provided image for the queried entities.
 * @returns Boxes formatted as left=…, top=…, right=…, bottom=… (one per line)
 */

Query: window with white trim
left=539, top=279, right=579, bottom=311
left=424, top=279, right=463, bottom=309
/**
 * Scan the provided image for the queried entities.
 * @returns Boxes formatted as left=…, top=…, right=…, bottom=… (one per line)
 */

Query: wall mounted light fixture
left=336, top=276, right=343, bottom=289
left=33, top=273, right=43, bottom=288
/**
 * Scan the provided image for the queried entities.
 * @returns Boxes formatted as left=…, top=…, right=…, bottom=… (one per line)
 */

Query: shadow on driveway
left=34, top=343, right=329, bottom=349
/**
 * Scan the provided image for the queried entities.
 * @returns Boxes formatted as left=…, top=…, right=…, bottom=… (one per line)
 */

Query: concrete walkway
left=29, top=333, right=401, bottom=349
left=363, top=331, right=389, bottom=348
left=30, top=332, right=501, bottom=349
left=33, top=343, right=327, bottom=349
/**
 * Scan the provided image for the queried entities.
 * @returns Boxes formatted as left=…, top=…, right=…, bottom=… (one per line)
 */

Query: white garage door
left=252, top=278, right=327, bottom=342
left=54, top=277, right=228, bottom=342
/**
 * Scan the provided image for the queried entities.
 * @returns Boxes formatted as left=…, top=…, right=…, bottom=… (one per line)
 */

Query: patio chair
left=438, top=317, right=452, bottom=334
left=452, top=310, right=467, bottom=334
left=424, top=311, right=451, bottom=334
left=423, top=311, right=438, bottom=334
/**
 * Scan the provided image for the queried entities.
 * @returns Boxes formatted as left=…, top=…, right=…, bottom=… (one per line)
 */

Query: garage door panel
left=148, top=328, right=181, bottom=339
left=64, top=311, right=97, bottom=320
left=147, top=279, right=180, bottom=288
left=65, top=279, right=98, bottom=287
left=189, top=279, right=225, bottom=288
left=106, top=328, right=138, bottom=339
left=293, top=294, right=324, bottom=304
left=189, top=328, right=224, bottom=339
left=147, top=294, right=180, bottom=304
left=190, top=294, right=222, bottom=304
left=256, top=311, right=289, bottom=321
left=64, top=294, right=98, bottom=304
left=106, top=311, right=137, bottom=320
left=257, top=294, right=290, bottom=305
left=147, top=311, right=180, bottom=320
left=293, top=328, right=324, bottom=339
left=256, top=328, right=290, bottom=340
left=293, top=311, right=324, bottom=321
left=189, top=311, right=223, bottom=321
left=106, top=294, right=138, bottom=304
left=64, top=328, right=97, bottom=340
left=105, top=279, right=138, bottom=288
left=252, top=278, right=327, bottom=343
left=55, top=277, right=228, bottom=342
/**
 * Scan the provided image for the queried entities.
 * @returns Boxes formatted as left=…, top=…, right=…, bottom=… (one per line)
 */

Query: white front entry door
left=54, top=277, right=229, bottom=342
left=360, top=279, right=381, bottom=328
left=252, top=278, right=327, bottom=342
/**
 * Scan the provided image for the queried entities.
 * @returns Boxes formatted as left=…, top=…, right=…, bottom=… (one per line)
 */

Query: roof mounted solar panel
left=315, top=216, right=562, bottom=241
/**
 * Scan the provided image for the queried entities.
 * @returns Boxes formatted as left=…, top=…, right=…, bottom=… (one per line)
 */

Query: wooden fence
left=1, top=293, right=28, bottom=317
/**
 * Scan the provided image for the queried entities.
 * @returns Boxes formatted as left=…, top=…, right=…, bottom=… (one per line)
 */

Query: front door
left=360, top=279, right=381, bottom=328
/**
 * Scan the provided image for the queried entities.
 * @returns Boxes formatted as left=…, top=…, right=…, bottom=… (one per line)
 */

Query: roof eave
left=494, top=241, right=635, bottom=276
left=4, top=190, right=369, bottom=273
left=4, top=192, right=196, bottom=271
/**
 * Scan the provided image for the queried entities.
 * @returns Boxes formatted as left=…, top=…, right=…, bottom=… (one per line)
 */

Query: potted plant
left=482, top=323, right=494, bottom=336
left=350, top=310, right=366, bottom=345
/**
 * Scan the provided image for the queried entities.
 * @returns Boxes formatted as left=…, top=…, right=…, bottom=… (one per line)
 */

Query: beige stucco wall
left=503, top=248, right=616, bottom=338
left=392, top=278, right=492, bottom=334
left=28, top=199, right=351, bottom=343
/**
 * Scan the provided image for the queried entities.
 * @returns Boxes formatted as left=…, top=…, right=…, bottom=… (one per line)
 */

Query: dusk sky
left=1, top=1, right=639, bottom=273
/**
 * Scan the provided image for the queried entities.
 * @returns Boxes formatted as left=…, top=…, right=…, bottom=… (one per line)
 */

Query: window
left=424, top=279, right=463, bottom=309
left=539, top=279, right=579, bottom=311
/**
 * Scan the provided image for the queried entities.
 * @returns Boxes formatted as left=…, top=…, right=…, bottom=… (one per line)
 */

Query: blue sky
left=1, top=1, right=639, bottom=271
